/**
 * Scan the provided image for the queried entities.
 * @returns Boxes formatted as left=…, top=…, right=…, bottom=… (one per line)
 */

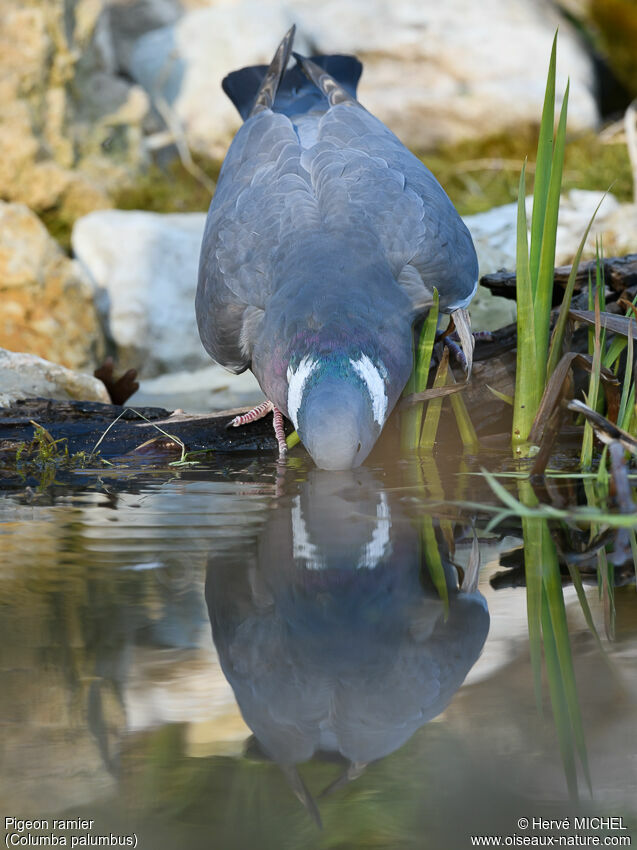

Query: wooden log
left=480, top=253, right=637, bottom=303
left=0, top=398, right=286, bottom=461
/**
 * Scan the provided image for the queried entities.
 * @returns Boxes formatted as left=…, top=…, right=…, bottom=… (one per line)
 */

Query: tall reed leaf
left=535, top=81, right=569, bottom=383
left=512, top=34, right=570, bottom=451
left=529, top=33, right=558, bottom=288
left=618, top=320, right=634, bottom=427
left=420, top=348, right=450, bottom=451
left=581, top=292, right=602, bottom=468
left=401, top=290, right=440, bottom=451
left=512, top=162, right=539, bottom=449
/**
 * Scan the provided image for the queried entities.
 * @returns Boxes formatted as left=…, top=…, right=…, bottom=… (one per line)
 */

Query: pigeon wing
left=196, top=111, right=318, bottom=372
left=310, top=104, right=478, bottom=314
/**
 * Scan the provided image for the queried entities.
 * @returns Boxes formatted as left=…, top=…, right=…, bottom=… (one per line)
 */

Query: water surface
left=1, top=451, right=635, bottom=849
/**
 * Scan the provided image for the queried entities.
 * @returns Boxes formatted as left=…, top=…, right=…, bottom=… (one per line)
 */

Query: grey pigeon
left=196, top=27, right=478, bottom=469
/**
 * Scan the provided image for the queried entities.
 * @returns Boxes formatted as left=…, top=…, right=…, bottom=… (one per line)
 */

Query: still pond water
left=1, top=444, right=636, bottom=849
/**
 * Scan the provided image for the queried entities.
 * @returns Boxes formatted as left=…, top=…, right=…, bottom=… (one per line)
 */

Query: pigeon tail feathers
left=292, top=52, right=357, bottom=107
left=249, top=24, right=296, bottom=117
left=223, top=52, right=362, bottom=120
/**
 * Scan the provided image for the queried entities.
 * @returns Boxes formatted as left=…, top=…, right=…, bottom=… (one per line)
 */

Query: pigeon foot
left=443, top=329, right=493, bottom=371
left=229, top=401, right=287, bottom=457
left=448, top=308, right=475, bottom=378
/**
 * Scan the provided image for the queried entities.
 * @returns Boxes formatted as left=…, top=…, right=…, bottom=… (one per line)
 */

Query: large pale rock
left=0, top=0, right=149, bottom=221
left=72, top=209, right=209, bottom=377
left=464, top=190, right=627, bottom=276
left=73, top=208, right=266, bottom=405
left=0, top=202, right=106, bottom=371
left=72, top=192, right=634, bottom=373
left=129, top=364, right=264, bottom=412
left=463, top=190, right=636, bottom=330
left=129, top=0, right=598, bottom=158
left=0, top=348, right=110, bottom=408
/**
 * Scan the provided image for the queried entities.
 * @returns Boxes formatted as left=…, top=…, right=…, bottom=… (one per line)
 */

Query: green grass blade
left=401, top=291, right=440, bottom=451
left=604, top=336, right=627, bottom=371
left=448, top=377, right=480, bottom=452
left=487, top=385, right=514, bottom=405
left=620, top=383, right=635, bottom=433
left=286, top=430, right=300, bottom=450
left=450, top=391, right=479, bottom=453
left=530, top=32, right=558, bottom=289
left=587, top=272, right=594, bottom=354
left=420, top=348, right=450, bottom=451
left=618, top=320, right=634, bottom=426
left=415, top=290, right=440, bottom=389
left=512, top=161, right=539, bottom=449
left=581, top=293, right=602, bottom=468
left=594, top=241, right=607, bottom=366
left=535, top=80, right=570, bottom=377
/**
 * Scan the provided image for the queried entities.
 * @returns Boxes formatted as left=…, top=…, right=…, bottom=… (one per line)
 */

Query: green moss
left=419, top=128, right=633, bottom=217
left=563, top=132, right=633, bottom=200
left=40, top=207, right=75, bottom=253
left=39, top=153, right=221, bottom=251
left=39, top=129, right=631, bottom=250
left=113, top=153, right=221, bottom=214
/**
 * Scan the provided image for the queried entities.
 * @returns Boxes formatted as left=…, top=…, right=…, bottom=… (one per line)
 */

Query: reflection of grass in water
left=466, top=464, right=634, bottom=799
left=519, top=480, right=592, bottom=799
left=115, top=721, right=529, bottom=849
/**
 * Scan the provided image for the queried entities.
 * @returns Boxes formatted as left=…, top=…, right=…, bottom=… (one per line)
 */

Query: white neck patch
left=350, top=355, right=388, bottom=425
left=287, top=356, right=319, bottom=429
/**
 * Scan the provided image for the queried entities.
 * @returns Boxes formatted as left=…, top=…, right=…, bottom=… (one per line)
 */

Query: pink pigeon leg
left=229, top=400, right=287, bottom=458
left=272, top=406, right=288, bottom=457
left=229, top=400, right=274, bottom=427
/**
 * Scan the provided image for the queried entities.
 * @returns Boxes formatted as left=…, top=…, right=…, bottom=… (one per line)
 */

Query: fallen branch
left=480, top=254, right=637, bottom=302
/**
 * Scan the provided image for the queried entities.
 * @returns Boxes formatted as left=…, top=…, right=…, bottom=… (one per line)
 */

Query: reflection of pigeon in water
left=206, top=470, right=489, bottom=822
left=196, top=27, right=478, bottom=469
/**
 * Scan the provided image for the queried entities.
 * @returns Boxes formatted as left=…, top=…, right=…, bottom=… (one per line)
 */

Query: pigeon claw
left=228, top=400, right=287, bottom=458
left=449, top=308, right=475, bottom=379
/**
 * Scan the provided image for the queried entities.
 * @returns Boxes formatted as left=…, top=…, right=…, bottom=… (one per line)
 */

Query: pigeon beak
left=450, top=307, right=474, bottom=379
left=298, top=379, right=377, bottom=470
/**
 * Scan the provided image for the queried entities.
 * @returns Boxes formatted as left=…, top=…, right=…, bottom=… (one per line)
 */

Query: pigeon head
left=286, top=353, right=393, bottom=470
left=249, top=233, right=417, bottom=470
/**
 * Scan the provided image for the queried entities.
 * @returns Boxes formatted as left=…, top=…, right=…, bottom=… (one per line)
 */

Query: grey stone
left=0, top=348, right=110, bottom=408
